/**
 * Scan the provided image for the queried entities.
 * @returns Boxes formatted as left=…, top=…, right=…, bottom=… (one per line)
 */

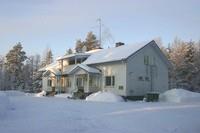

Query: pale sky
left=0, top=0, right=200, bottom=58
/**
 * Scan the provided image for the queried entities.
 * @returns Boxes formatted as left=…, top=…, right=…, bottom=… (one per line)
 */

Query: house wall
left=94, top=61, right=127, bottom=96
left=62, top=76, right=75, bottom=93
left=126, top=44, right=169, bottom=96
left=42, top=75, right=56, bottom=92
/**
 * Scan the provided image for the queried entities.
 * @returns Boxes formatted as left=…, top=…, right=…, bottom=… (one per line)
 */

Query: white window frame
left=105, top=76, right=115, bottom=87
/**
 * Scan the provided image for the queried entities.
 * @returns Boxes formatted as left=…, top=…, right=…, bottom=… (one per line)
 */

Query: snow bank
left=0, top=92, right=10, bottom=118
left=54, top=93, right=72, bottom=98
left=35, top=90, right=46, bottom=97
left=86, top=91, right=124, bottom=102
left=159, top=89, right=200, bottom=103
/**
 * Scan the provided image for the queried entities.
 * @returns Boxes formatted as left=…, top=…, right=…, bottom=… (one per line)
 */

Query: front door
left=76, top=77, right=84, bottom=91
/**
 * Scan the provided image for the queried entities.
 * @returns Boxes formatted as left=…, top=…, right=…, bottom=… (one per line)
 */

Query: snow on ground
left=54, top=93, right=72, bottom=98
left=86, top=91, right=124, bottom=102
left=4, top=90, right=25, bottom=97
left=0, top=92, right=10, bottom=119
left=35, top=90, right=46, bottom=97
left=0, top=90, right=200, bottom=133
left=159, top=88, right=200, bottom=103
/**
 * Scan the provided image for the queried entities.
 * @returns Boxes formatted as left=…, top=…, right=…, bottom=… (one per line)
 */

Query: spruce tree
left=5, top=42, right=27, bottom=90
left=46, top=49, right=53, bottom=65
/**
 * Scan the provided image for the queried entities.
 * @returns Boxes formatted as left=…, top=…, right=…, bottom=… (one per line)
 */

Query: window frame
left=144, top=55, right=149, bottom=65
left=47, top=79, right=52, bottom=87
left=105, top=76, right=115, bottom=87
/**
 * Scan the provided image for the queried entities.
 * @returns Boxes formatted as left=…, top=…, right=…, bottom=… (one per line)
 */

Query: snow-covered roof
left=62, top=64, right=76, bottom=75
left=83, top=41, right=151, bottom=65
left=68, top=64, right=100, bottom=74
left=57, top=53, right=91, bottom=60
left=38, top=62, right=61, bottom=75
left=38, top=62, right=58, bottom=72
left=85, top=48, right=102, bottom=54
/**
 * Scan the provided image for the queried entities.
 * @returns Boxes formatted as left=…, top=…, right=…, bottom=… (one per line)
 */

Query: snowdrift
left=0, top=92, right=10, bottom=118
left=86, top=91, right=124, bottom=102
left=159, top=89, right=200, bottom=103
left=54, top=93, right=72, bottom=98
left=35, top=90, right=46, bottom=97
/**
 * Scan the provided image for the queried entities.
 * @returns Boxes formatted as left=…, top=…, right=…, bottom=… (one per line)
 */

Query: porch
left=52, top=64, right=101, bottom=94
left=69, top=64, right=101, bottom=94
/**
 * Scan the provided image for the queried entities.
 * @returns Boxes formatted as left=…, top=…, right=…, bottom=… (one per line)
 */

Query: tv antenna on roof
left=97, top=18, right=102, bottom=47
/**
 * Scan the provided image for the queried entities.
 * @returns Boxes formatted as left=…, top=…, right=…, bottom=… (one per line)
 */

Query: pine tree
left=5, top=42, right=27, bottom=90
left=66, top=48, right=73, bottom=55
left=46, top=49, right=53, bottom=65
left=32, top=54, right=42, bottom=92
left=169, top=38, right=198, bottom=90
left=85, top=31, right=99, bottom=51
left=0, top=56, right=4, bottom=90
left=41, top=48, right=53, bottom=67
left=193, top=40, right=200, bottom=91
left=75, top=39, right=84, bottom=53
left=23, top=56, right=34, bottom=91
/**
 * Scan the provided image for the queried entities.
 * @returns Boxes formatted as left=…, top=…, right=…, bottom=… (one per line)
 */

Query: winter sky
left=0, top=0, right=199, bottom=57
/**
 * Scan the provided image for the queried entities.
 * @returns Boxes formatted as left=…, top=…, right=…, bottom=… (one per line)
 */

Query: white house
left=40, top=40, right=171, bottom=98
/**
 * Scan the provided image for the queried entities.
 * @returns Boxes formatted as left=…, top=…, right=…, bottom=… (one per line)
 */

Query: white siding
left=126, top=45, right=169, bottom=96
left=94, top=61, right=127, bottom=96
left=64, top=76, right=75, bottom=93
left=42, top=77, right=53, bottom=92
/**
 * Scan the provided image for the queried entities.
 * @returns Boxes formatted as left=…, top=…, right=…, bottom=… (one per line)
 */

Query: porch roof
left=68, top=64, right=101, bottom=74
left=57, top=53, right=91, bottom=61
left=62, top=64, right=76, bottom=75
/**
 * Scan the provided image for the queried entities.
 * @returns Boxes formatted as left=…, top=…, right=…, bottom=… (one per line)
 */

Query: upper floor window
left=69, top=60, right=75, bottom=65
left=144, top=55, right=149, bottom=65
left=144, top=55, right=156, bottom=66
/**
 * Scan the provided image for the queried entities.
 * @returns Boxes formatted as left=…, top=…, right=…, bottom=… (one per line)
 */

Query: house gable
left=126, top=41, right=169, bottom=96
left=126, top=40, right=171, bottom=68
left=68, top=64, right=100, bottom=75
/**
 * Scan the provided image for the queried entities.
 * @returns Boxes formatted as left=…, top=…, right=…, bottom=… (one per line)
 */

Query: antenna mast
left=97, top=18, right=102, bottom=47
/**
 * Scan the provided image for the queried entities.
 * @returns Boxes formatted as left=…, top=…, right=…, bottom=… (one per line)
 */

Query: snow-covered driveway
left=0, top=93, right=200, bottom=133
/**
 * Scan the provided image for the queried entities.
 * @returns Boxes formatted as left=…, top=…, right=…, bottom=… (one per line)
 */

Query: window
left=47, top=80, right=52, bottom=87
left=144, top=56, right=149, bottom=65
left=105, top=76, right=115, bottom=87
left=65, top=78, right=71, bottom=87
left=69, top=60, right=75, bottom=65
left=76, top=77, right=83, bottom=87
left=112, top=76, right=115, bottom=86
left=138, top=76, right=144, bottom=81
left=67, top=79, right=71, bottom=87
left=76, top=59, right=82, bottom=64
left=145, top=77, right=150, bottom=81
left=118, top=85, right=124, bottom=90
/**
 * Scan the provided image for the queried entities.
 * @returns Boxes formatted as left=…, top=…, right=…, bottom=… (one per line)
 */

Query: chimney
left=115, top=42, right=125, bottom=47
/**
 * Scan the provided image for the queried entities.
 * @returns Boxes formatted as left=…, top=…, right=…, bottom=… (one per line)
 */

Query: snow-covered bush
left=86, top=91, right=124, bottom=102
left=159, top=88, right=200, bottom=103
